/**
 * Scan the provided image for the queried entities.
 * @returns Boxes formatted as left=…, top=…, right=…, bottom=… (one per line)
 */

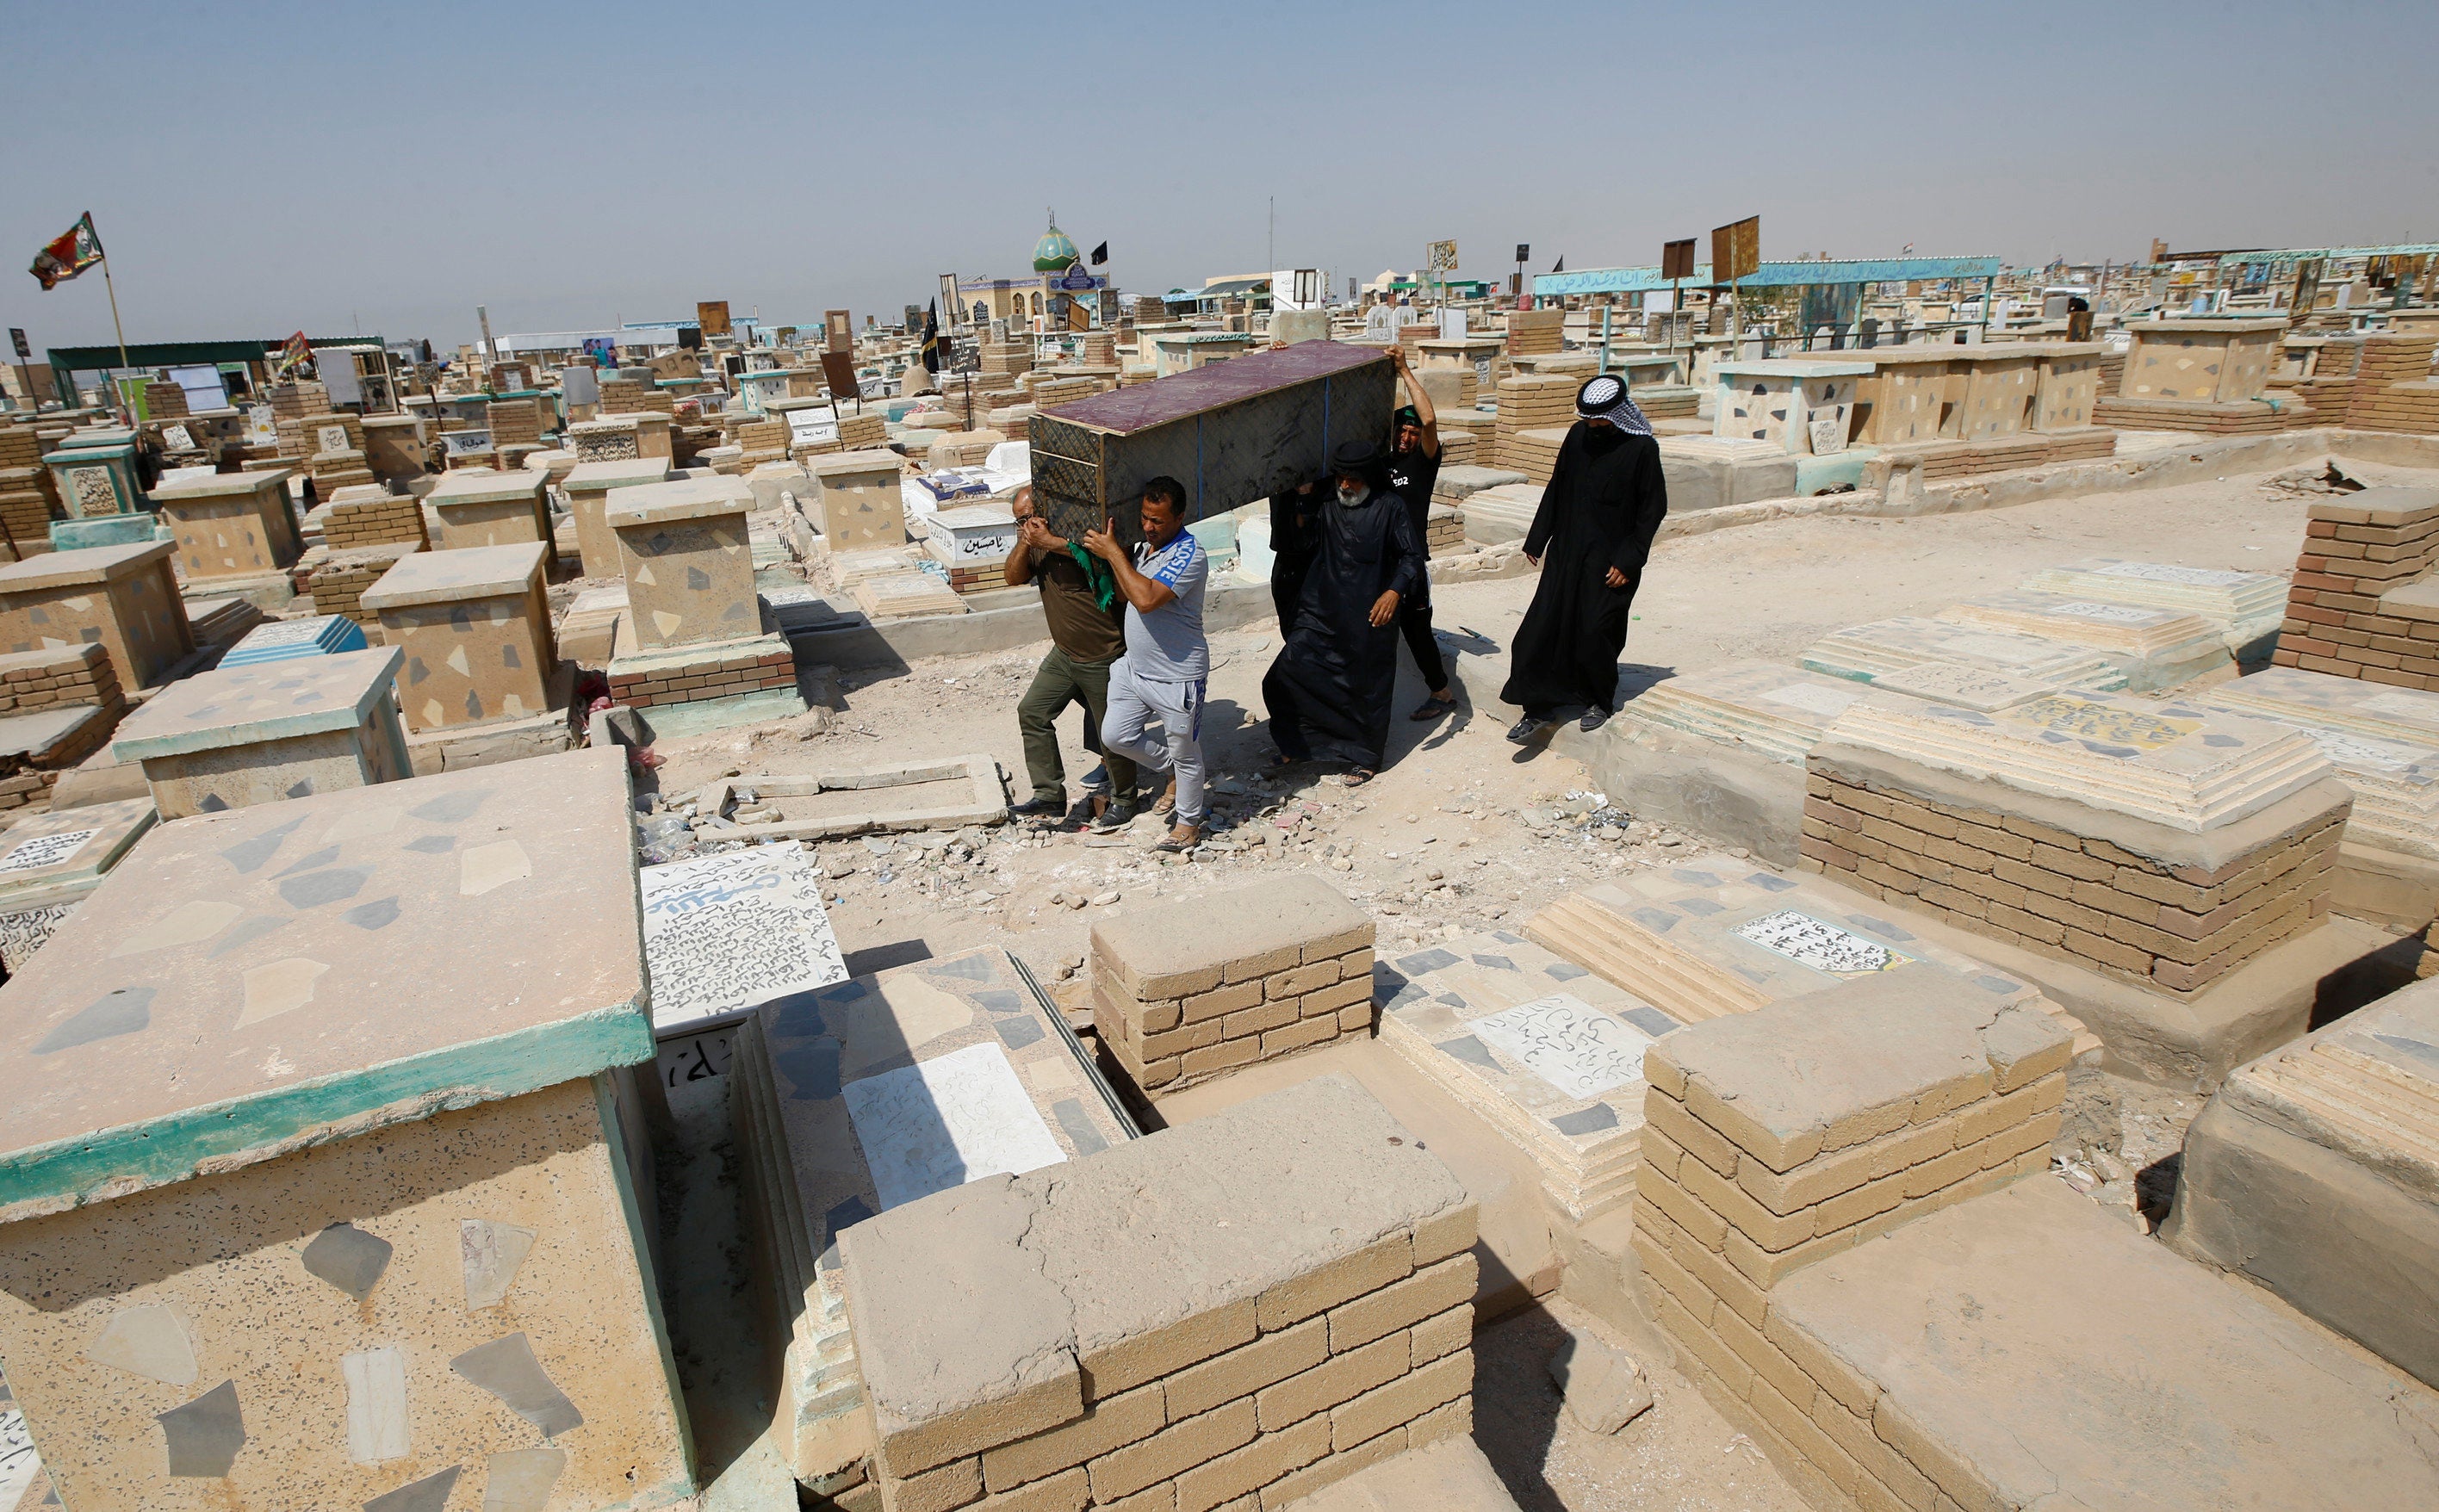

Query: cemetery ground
left=630, top=457, right=2378, bottom=1509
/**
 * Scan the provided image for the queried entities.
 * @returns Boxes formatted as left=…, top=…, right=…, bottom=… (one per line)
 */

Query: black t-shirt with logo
left=1382, top=444, right=1441, bottom=555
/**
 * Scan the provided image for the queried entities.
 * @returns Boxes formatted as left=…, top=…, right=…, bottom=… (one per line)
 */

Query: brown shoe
left=1154, top=821, right=1201, bottom=853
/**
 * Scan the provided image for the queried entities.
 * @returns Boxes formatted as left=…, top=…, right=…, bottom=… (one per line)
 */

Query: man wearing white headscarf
left=1499, top=373, right=1667, bottom=743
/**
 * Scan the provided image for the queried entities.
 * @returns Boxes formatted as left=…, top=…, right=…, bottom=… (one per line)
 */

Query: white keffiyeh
left=1575, top=373, right=1653, bottom=436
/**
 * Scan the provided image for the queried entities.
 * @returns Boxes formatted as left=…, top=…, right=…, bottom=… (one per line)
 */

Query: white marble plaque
left=1734, top=910, right=1912, bottom=976
left=642, top=846, right=847, bottom=1035
left=2095, top=561, right=2249, bottom=586
left=841, top=1041, right=1070, bottom=1211
left=2050, top=600, right=2169, bottom=625
left=0, top=1409, right=37, bottom=1511
left=1469, top=994, right=1654, bottom=1100
left=1759, top=682, right=1864, bottom=718
left=0, top=827, right=98, bottom=875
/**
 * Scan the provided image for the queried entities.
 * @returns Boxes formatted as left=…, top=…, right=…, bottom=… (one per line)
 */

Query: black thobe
left=1267, top=483, right=1322, bottom=635
left=1263, top=486, right=1425, bottom=767
left=1499, top=422, right=1668, bottom=718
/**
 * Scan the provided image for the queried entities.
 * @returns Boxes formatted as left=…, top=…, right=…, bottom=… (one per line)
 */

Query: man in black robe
left=1266, top=476, right=1324, bottom=635
left=1262, top=440, right=1425, bottom=783
left=1500, top=373, right=1667, bottom=743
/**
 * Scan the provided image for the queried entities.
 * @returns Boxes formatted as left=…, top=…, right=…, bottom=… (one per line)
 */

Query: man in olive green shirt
left=1006, top=486, right=1138, bottom=829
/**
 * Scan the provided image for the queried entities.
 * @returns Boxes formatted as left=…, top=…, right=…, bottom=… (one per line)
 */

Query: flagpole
left=98, top=251, right=131, bottom=417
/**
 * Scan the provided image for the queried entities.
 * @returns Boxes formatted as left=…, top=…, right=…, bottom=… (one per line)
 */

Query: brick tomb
left=1091, top=875, right=1375, bottom=1095
left=1633, top=987, right=2072, bottom=1511
left=604, top=480, right=803, bottom=720
left=1802, top=691, right=2347, bottom=998
left=840, top=1075, right=1476, bottom=1512
left=2270, top=486, right=2439, bottom=689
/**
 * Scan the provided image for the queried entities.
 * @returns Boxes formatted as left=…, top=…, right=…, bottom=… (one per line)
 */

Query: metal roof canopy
left=47, top=337, right=377, bottom=376
left=2216, top=244, right=2439, bottom=267
left=1535, top=257, right=2002, bottom=297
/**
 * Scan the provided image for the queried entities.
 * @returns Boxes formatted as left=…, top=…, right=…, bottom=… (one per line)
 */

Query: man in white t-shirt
left=1085, top=476, right=1209, bottom=852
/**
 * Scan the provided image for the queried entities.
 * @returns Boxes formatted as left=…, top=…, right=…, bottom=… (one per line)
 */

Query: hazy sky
left=4, top=0, right=2435, bottom=357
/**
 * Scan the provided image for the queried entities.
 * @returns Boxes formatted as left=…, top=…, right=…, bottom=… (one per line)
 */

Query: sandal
left=1343, top=768, right=1375, bottom=788
left=1408, top=693, right=1456, bottom=721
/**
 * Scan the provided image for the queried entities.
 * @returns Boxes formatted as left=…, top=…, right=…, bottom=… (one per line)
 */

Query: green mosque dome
left=1033, top=209, right=1079, bottom=273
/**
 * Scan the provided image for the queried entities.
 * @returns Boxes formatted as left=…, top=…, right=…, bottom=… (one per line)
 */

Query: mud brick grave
left=1803, top=691, right=2347, bottom=998
left=1091, top=875, right=1375, bottom=1095
left=838, top=1075, right=1476, bottom=1512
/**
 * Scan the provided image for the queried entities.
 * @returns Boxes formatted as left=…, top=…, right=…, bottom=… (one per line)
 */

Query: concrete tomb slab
left=1621, top=661, right=1887, bottom=765
left=1799, top=614, right=2126, bottom=691
left=109, top=646, right=412, bottom=819
left=0, top=748, right=692, bottom=1509
left=220, top=613, right=369, bottom=667
left=1771, top=1176, right=2439, bottom=1510
left=692, top=754, right=1008, bottom=840
left=1710, top=359, right=1871, bottom=455
left=1375, top=928, right=1682, bottom=1221
left=1935, top=590, right=2231, bottom=692
left=2019, top=555, right=2290, bottom=661
left=2164, top=975, right=2439, bottom=1386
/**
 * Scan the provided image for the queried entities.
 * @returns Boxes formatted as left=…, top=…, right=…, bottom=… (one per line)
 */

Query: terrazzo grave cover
left=1376, top=930, right=1681, bottom=1220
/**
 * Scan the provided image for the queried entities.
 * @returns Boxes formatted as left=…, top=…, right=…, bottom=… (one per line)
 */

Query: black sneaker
left=1506, top=716, right=1552, bottom=746
left=1089, top=796, right=1137, bottom=833
left=1011, top=791, right=1066, bottom=818
left=1579, top=707, right=1612, bottom=732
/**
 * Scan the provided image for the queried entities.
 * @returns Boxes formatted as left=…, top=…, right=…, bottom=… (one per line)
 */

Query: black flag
left=1552, top=255, right=1565, bottom=274
left=1089, top=241, right=1108, bottom=266
left=922, top=301, right=941, bottom=373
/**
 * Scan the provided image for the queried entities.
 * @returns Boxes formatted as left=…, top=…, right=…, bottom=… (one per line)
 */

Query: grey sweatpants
left=1102, top=656, right=1207, bottom=826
